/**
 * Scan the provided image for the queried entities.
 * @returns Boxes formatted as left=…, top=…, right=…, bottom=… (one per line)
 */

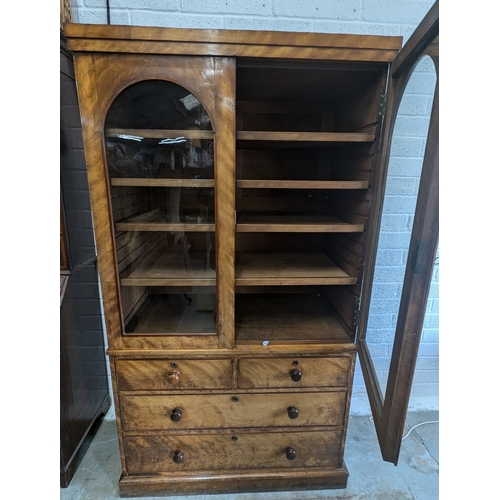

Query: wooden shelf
left=235, top=293, right=351, bottom=344
left=106, top=128, right=214, bottom=140
left=121, top=252, right=216, bottom=286
left=236, top=214, right=364, bottom=233
left=235, top=252, right=356, bottom=286
left=110, top=178, right=214, bottom=188
left=125, top=293, right=216, bottom=335
left=236, top=180, right=369, bottom=189
left=116, top=210, right=214, bottom=232
left=237, top=131, right=375, bottom=142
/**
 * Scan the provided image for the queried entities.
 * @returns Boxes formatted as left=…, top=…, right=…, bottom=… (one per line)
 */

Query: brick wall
left=69, top=0, right=438, bottom=414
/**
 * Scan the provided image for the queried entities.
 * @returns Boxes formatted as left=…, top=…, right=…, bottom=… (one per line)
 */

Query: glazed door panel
left=356, top=1, right=439, bottom=465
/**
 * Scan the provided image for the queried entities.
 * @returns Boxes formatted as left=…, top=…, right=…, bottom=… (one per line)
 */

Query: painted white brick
left=382, top=195, right=419, bottom=214
left=362, top=0, right=433, bottom=24
left=367, top=314, right=395, bottom=329
left=85, top=0, right=180, bottom=9
left=274, top=0, right=361, bottom=20
left=365, top=329, right=398, bottom=344
left=379, top=214, right=408, bottom=231
left=374, top=249, right=405, bottom=266
left=385, top=177, right=420, bottom=195
left=417, top=343, right=439, bottom=357
left=313, top=20, right=399, bottom=36
left=397, top=95, right=430, bottom=116
left=224, top=16, right=312, bottom=32
left=369, top=299, right=401, bottom=315
left=423, top=314, right=439, bottom=328
left=408, top=383, right=438, bottom=398
left=387, top=157, right=424, bottom=177
left=378, top=231, right=411, bottom=249
left=390, top=136, right=426, bottom=157
left=393, top=115, right=432, bottom=138
left=130, top=11, right=224, bottom=28
left=404, top=72, right=437, bottom=95
left=182, top=0, right=271, bottom=16
left=422, top=329, right=439, bottom=343
left=72, top=8, right=108, bottom=23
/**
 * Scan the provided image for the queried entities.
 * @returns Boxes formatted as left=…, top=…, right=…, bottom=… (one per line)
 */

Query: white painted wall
left=70, top=0, right=438, bottom=414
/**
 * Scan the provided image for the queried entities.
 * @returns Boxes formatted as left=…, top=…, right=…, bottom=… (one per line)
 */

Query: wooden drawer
left=120, top=391, right=346, bottom=431
left=237, top=357, right=351, bottom=388
left=116, top=359, right=232, bottom=391
left=125, top=429, right=343, bottom=473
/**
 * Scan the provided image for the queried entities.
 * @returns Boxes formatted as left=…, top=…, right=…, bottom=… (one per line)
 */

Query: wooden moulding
left=118, top=464, right=349, bottom=497
left=64, top=24, right=401, bottom=63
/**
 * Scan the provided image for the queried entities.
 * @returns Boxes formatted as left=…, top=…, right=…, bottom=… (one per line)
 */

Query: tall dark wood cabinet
left=63, top=2, right=438, bottom=496
left=60, top=32, right=111, bottom=488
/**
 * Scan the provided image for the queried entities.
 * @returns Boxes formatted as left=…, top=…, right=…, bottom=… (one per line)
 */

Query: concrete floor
left=61, top=404, right=438, bottom=500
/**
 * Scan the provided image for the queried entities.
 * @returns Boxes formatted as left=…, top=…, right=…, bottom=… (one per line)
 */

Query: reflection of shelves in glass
left=110, top=178, right=214, bottom=188
left=235, top=293, right=351, bottom=344
left=236, top=180, right=368, bottom=189
left=125, top=294, right=216, bottom=335
left=235, top=252, right=356, bottom=286
left=116, top=209, right=215, bottom=232
left=121, top=252, right=216, bottom=286
left=236, top=214, right=364, bottom=233
left=106, top=128, right=214, bottom=140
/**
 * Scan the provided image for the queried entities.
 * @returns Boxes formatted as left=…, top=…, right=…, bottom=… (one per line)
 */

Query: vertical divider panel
left=214, top=57, right=236, bottom=349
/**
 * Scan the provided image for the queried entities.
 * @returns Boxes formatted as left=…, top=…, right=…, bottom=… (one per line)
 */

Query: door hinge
left=409, top=239, right=427, bottom=275
left=378, top=93, right=387, bottom=116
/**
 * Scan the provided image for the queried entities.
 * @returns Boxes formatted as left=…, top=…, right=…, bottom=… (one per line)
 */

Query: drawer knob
left=287, top=406, right=299, bottom=419
left=290, top=368, right=302, bottom=382
left=285, top=447, right=297, bottom=460
left=173, top=450, right=184, bottom=464
left=167, top=370, right=181, bottom=385
left=170, top=408, right=183, bottom=422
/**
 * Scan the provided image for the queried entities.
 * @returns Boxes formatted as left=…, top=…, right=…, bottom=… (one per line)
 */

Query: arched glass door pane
left=104, top=80, right=216, bottom=335
left=365, top=56, right=437, bottom=397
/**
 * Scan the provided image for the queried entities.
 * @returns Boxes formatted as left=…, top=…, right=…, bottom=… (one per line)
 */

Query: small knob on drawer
left=290, top=368, right=302, bottom=382
left=167, top=370, right=181, bottom=385
left=287, top=406, right=299, bottom=419
left=170, top=408, right=183, bottom=422
left=173, top=450, right=184, bottom=464
left=285, top=447, right=297, bottom=460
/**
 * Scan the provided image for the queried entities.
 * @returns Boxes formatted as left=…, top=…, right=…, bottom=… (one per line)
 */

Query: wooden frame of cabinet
left=64, top=4, right=438, bottom=494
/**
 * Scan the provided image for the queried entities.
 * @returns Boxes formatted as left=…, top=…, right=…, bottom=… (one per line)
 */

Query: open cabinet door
left=356, top=1, right=439, bottom=465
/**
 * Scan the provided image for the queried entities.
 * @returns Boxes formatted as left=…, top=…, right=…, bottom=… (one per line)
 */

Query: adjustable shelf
left=115, top=209, right=215, bottom=232
left=236, top=180, right=369, bottom=189
left=236, top=214, right=364, bottom=233
left=106, top=128, right=214, bottom=140
left=110, top=178, right=214, bottom=188
left=235, top=252, right=356, bottom=286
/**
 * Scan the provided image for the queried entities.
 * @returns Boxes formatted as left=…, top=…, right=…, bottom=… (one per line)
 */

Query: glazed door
left=356, top=1, right=438, bottom=464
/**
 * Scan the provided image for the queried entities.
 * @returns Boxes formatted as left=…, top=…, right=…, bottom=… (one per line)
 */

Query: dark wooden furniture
left=60, top=31, right=111, bottom=488
left=63, top=2, right=438, bottom=495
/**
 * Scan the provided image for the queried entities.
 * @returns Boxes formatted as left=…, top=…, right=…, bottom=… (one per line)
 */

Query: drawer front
left=116, top=359, right=233, bottom=391
left=120, top=391, right=346, bottom=431
left=238, top=357, right=351, bottom=389
left=125, top=429, right=343, bottom=473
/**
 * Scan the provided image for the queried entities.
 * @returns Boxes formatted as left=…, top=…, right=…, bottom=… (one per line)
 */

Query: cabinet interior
left=102, top=60, right=388, bottom=344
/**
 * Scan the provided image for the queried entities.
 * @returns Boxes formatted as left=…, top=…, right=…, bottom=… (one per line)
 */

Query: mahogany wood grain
left=116, top=359, right=233, bottom=391
left=117, top=465, right=349, bottom=496
left=124, top=429, right=343, bottom=473
left=237, top=357, right=351, bottom=389
left=120, top=391, right=346, bottom=431
left=236, top=180, right=369, bottom=190
left=110, top=178, right=214, bottom=188
left=236, top=214, right=364, bottom=233
left=106, top=128, right=213, bottom=139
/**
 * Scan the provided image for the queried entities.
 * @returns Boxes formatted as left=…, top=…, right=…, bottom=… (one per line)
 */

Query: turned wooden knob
left=167, top=370, right=181, bottom=385
left=173, top=450, right=184, bottom=464
left=287, top=406, right=299, bottom=419
left=290, top=368, right=302, bottom=382
left=170, top=408, right=183, bottom=422
left=285, top=447, right=296, bottom=460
